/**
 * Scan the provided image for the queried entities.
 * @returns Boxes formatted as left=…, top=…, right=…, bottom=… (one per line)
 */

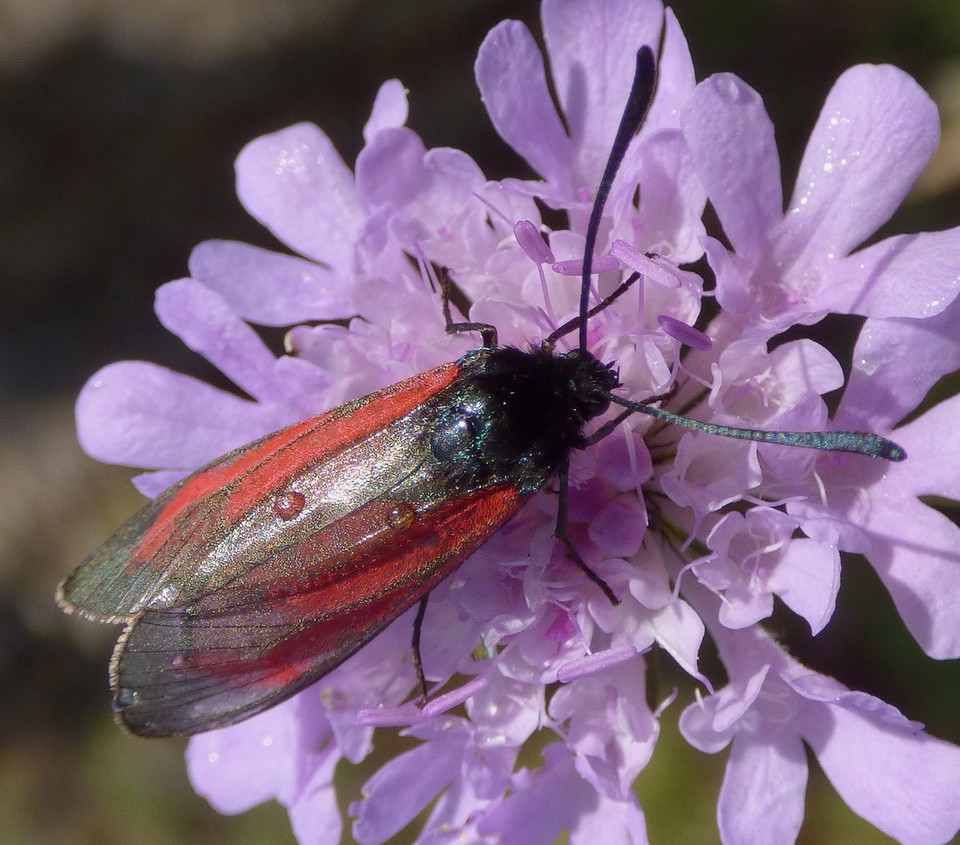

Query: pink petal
left=678, top=700, right=733, bottom=754
left=466, top=671, right=542, bottom=748
left=478, top=745, right=593, bottom=845
left=717, top=732, right=807, bottom=845
left=475, top=20, right=574, bottom=187
left=541, top=0, right=663, bottom=186
left=581, top=669, right=657, bottom=800
left=569, top=792, right=649, bottom=845
left=235, top=122, right=363, bottom=266
left=700, top=235, right=760, bottom=319
left=76, top=362, right=293, bottom=469
left=800, top=700, right=960, bottom=845
left=355, top=126, right=427, bottom=210
left=682, top=74, right=783, bottom=258
left=768, top=538, right=840, bottom=635
left=154, top=279, right=281, bottom=402
left=411, top=148, right=492, bottom=268
left=643, top=598, right=704, bottom=679
left=786, top=674, right=920, bottom=729
left=711, top=338, right=842, bottom=432
left=588, top=496, right=647, bottom=558
left=417, top=587, right=486, bottom=686
left=678, top=664, right=769, bottom=753
left=419, top=780, right=488, bottom=842
left=624, top=550, right=671, bottom=611
left=895, top=394, right=960, bottom=500
left=660, top=436, right=762, bottom=517
left=631, top=130, right=708, bottom=262
left=712, top=664, right=769, bottom=734
left=132, top=469, right=187, bottom=497
left=864, top=485, right=960, bottom=659
left=351, top=739, right=462, bottom=845
left=818, top=227, right=960, bottom=319
left=189, top=240, right=354, bottom=325
left=185, top=693, right=330, bottom=812
left=271, top=354, right=335, bottom=419
left=839, top=299, right=960, bottom=432
left=848, top=396, right=960, bottom=658
left=595, top=428, right=653, bottom=493
left=718, top=581, right=773, bottom=630
left=289, top=751, right=342, bottom=845
left=362, top=79, right=408, bottom=143
left=642, top=8, right=696, bottom=133
left=781, top=64, right=940, bottom=266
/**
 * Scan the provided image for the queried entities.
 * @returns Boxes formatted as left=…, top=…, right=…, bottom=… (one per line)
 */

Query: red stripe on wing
left=133, top=363, right=460, bottom=562
left=114, top=484, right=527, bottom=735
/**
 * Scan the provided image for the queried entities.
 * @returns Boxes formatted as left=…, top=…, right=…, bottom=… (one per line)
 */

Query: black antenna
left=579, top=46, right=658, bottom=352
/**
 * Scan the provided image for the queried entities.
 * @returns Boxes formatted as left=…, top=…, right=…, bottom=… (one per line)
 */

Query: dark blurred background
left=1, top=1, right=958, bottom=843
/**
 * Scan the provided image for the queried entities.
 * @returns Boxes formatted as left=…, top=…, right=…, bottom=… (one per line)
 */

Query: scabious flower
left=681, top=62, right=960, bottom=661
left=75, top=0, right=960, bottom=842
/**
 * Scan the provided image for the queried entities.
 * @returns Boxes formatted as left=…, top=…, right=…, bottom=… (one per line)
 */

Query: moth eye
left=388, top=502, right=417, bottom=529
left=273, top=490, right=306, bottom=520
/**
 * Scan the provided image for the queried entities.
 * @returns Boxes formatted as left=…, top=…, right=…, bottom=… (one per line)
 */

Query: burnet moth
left=57, top=45, right=905, bottom=738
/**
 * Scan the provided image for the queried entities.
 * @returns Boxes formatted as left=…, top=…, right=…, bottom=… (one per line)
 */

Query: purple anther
left=610, top=240, right=683, bottom=288
left=552, top=255, right=621, bottom=276
left=658, top=314, right=712, bottom=350
left=421, top=675, right=489, bottom=719
left=556, top=645, right=638, bottom=683
left=514, top=220, right=555, bottom=264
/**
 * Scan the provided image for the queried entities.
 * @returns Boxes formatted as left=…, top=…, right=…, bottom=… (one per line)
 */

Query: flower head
left=75, top=0, right=960, bottom=842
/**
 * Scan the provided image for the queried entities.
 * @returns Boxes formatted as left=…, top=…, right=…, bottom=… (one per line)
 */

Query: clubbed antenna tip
left=607, top=395, right=907, bottom=462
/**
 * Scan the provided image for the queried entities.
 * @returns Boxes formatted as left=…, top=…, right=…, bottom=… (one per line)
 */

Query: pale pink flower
left=74, top=0, right=960, bottom=842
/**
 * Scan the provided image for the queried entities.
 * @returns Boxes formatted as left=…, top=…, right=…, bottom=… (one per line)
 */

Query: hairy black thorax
left=429, top=345, right=619, bottom=494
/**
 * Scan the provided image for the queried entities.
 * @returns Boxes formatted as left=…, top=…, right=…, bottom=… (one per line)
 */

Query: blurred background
left=1, top=0, right=959, bottom=842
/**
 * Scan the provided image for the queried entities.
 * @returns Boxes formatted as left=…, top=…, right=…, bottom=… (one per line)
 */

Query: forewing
left=112, top=484, right=525, bottom=735
left=57, top=364, right=459, bottom=622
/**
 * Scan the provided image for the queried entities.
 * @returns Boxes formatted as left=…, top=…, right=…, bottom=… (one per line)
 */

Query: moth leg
left=555, top=458, right=619, bottom=605
left=439, top=268, right=498, bottom=348
left=412, top=595, right=430, bottom=703
left=584, top=409, right=633, bottom=446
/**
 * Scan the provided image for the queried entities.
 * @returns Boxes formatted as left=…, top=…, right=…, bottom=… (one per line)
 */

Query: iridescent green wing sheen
left=112, top=483, right=524, bottom=735
left=61, top=346, right=603, bottom=736
left=58, top=357, right=543, bottom=735
left=57, top=364, right=461, bottom=622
